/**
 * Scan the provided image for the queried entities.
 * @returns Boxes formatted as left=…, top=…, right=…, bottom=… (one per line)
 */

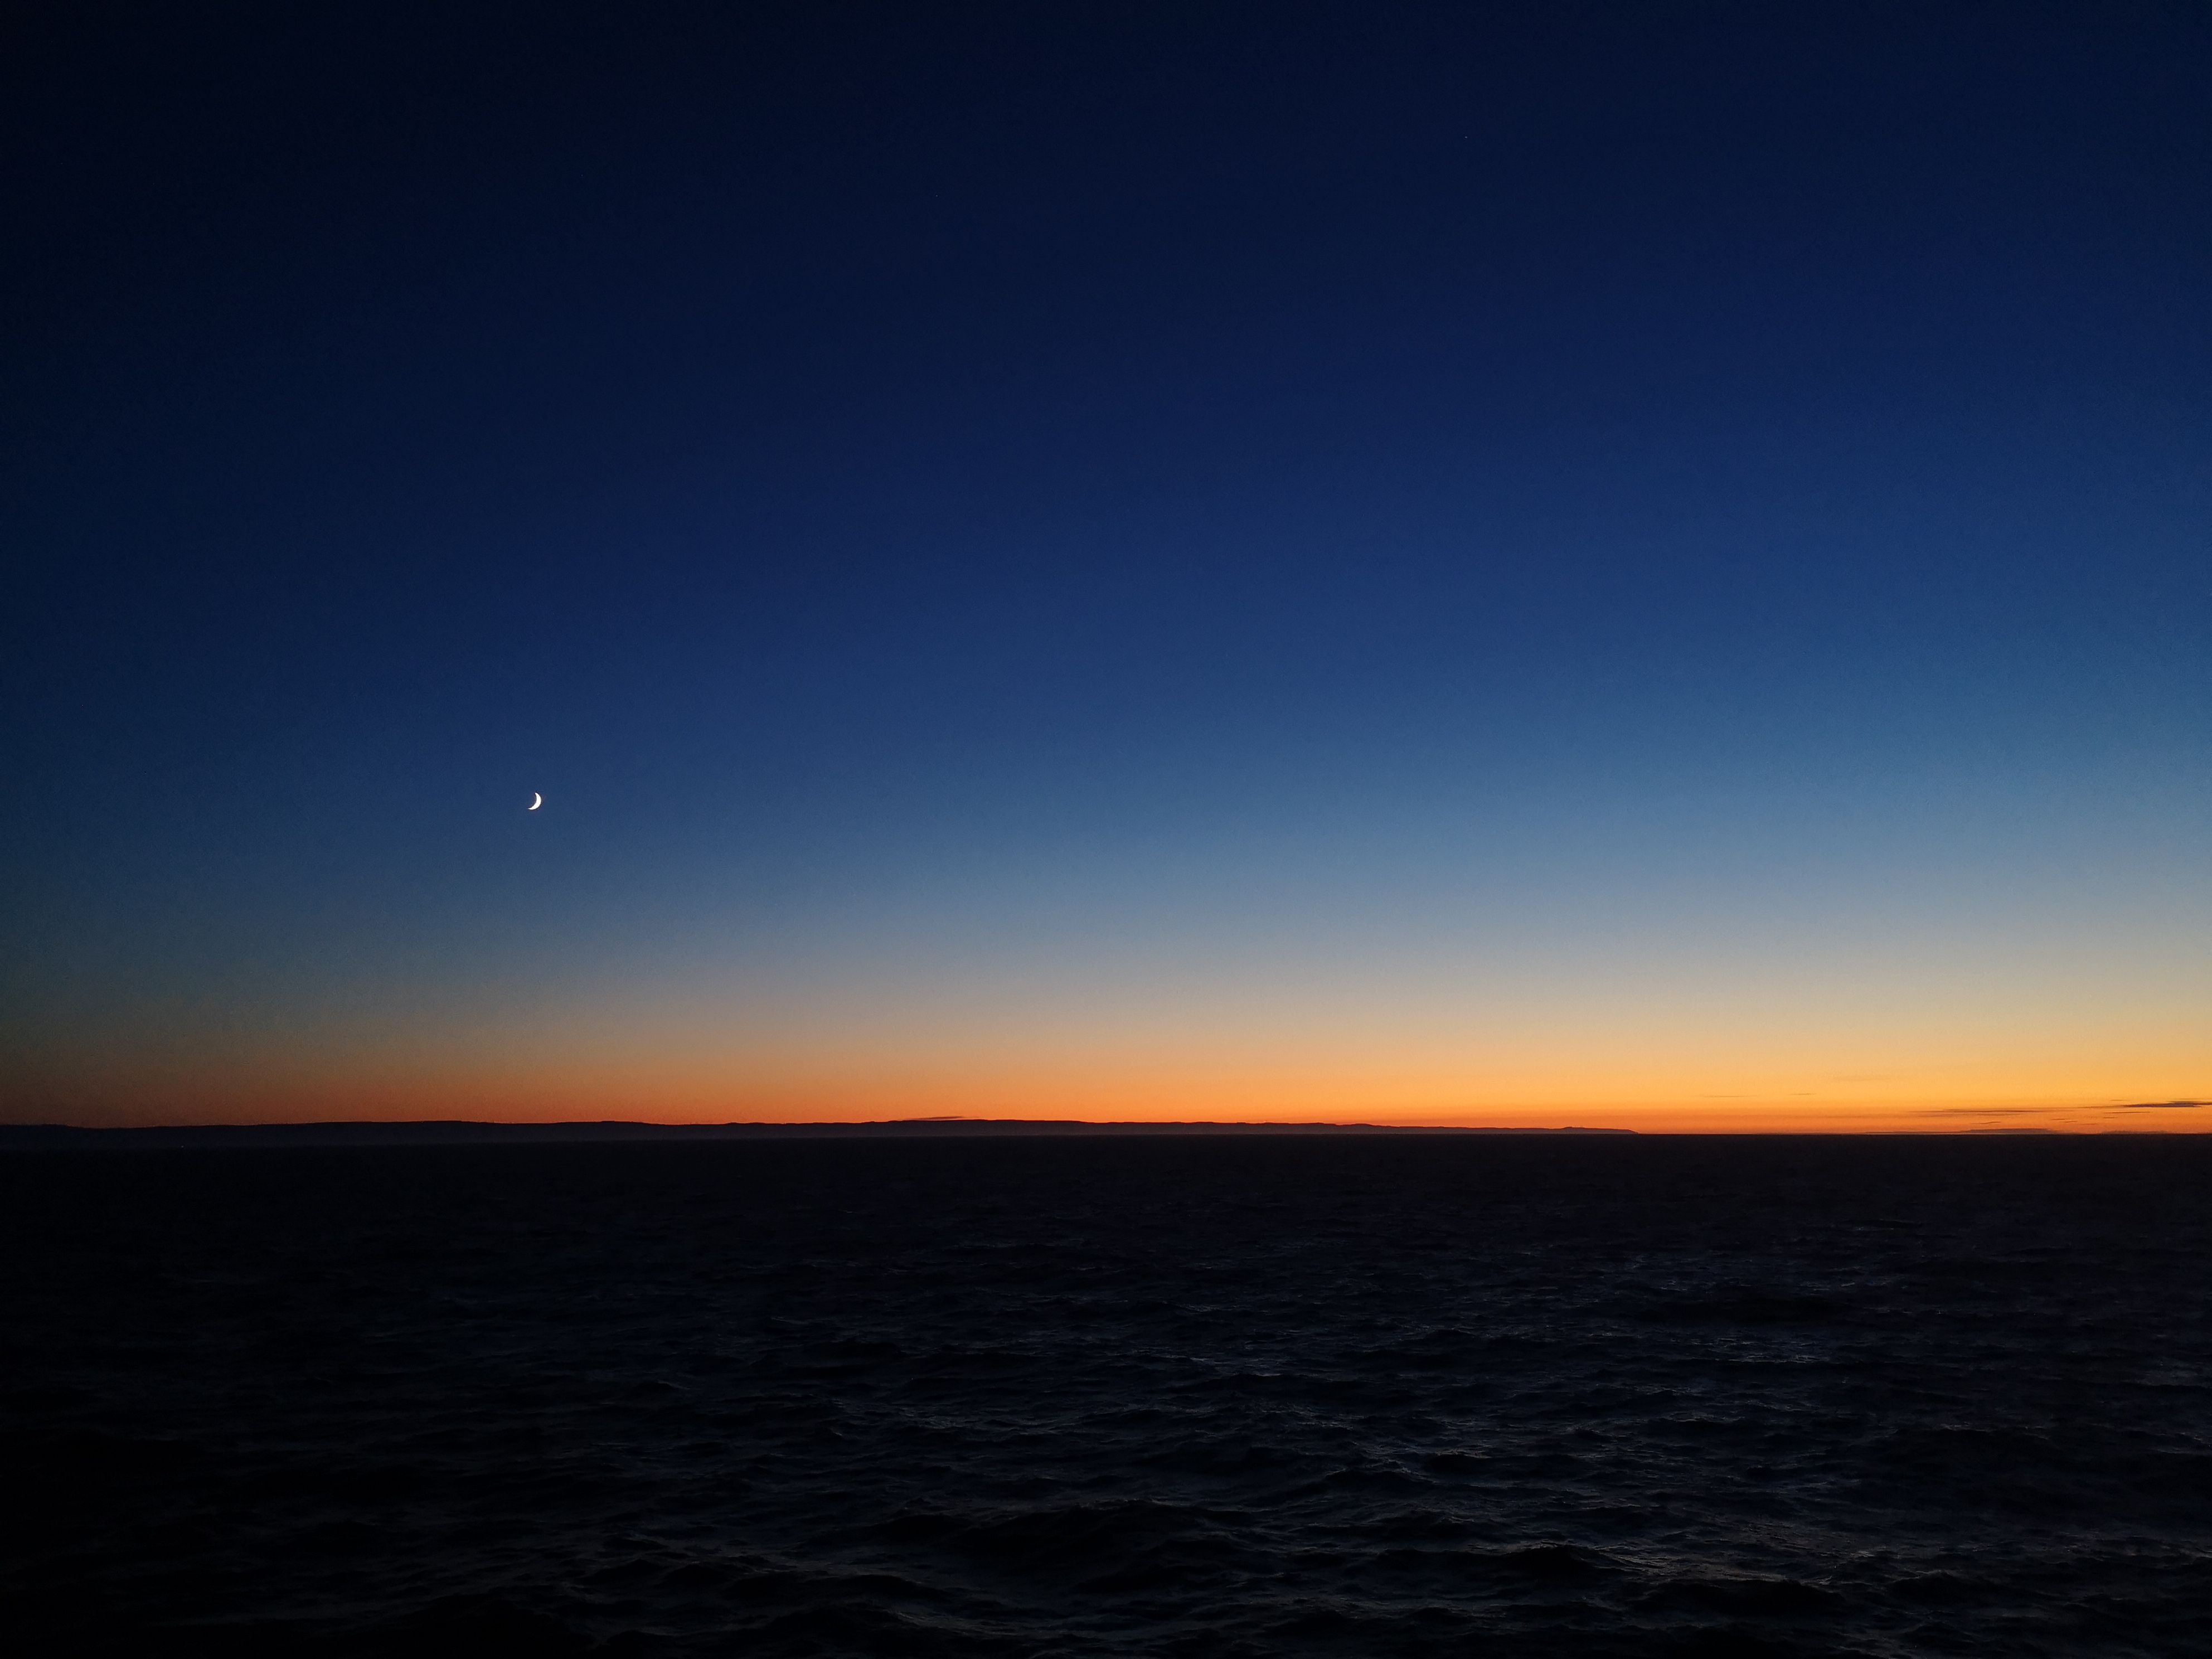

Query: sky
left=4, top=1, right=2208, bottom=1131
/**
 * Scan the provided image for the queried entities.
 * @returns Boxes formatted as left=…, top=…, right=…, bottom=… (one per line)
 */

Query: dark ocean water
left=3, top=1137, right=2209, bottom=1657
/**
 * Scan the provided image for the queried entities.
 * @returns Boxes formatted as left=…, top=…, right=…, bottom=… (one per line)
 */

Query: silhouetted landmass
left=0, top=1118, right=1634, bottom=1148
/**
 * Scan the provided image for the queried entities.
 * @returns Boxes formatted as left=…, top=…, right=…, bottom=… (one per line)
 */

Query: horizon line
left=3, top=1117, right=2206, bottom=1143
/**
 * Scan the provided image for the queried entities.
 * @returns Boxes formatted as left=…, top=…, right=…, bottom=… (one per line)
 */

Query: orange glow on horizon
left=9, top=1045, right=2204, bottom=1134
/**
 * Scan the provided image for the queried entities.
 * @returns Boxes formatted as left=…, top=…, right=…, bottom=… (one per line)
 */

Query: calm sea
left=4, top=1136, right=2208, bottom=1656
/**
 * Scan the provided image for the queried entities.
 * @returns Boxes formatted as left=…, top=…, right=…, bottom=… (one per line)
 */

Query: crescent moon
left=528, top=793, right=542, bottom=810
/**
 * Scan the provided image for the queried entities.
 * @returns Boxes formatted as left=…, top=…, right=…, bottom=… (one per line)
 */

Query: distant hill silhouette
left=0, top=1119, right=1634, bottom=1147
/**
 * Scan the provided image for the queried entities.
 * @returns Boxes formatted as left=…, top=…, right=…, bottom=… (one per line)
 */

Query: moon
left=528, top=793, right=542, bottom=810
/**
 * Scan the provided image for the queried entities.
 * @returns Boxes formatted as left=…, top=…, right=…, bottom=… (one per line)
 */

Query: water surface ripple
left=4, top=1137, right=2208, bottom=1656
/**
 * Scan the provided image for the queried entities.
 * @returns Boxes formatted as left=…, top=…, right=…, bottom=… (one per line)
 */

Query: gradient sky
left=5, top=2, right=2208, bottom=1130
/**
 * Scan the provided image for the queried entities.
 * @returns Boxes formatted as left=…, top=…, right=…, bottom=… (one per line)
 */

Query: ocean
left=3, top=1136, right=2207, bottom=1656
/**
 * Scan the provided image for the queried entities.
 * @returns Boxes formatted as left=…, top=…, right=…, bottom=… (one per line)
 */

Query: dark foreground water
left=3, top=1137, right=2209, bottom=1657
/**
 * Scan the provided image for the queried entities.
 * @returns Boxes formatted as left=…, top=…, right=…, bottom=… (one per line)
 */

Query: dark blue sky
left=6, top=3, right=2208, bottom=1126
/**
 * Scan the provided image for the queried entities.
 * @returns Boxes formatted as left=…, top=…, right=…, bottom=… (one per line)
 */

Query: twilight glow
left=4, top=9, right=2207, bottom=1132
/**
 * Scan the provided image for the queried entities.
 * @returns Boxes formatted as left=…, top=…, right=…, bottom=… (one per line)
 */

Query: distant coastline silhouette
left=0, top=1119, right=1635, bottom=1147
